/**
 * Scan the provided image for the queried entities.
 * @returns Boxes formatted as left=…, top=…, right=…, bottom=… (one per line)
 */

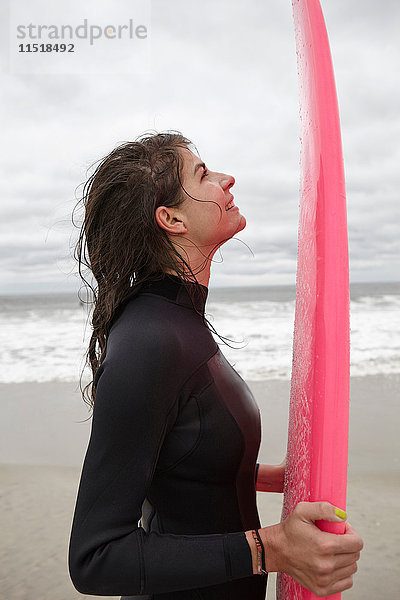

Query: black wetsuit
left=68, top=274, right=267, bottom=599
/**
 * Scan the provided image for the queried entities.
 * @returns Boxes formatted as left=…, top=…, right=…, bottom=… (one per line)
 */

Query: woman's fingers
left=315, top=560, right=358, bottom=596
left=334, top=560, right=358, bottom=580
left=295, top=500, right=347, bottom=524
left=330, top=523, right=364, bottom=555
left=322, top=573, right=356, bottom=596
left=333, top=550, right=361, bottom=569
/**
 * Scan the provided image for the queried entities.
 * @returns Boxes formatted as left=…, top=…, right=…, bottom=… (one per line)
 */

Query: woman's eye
left=201, top=168, right=209, bottom=180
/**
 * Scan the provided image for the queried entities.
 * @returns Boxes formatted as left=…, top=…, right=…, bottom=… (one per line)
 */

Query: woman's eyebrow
left=193, top=161, right=206, bottom=176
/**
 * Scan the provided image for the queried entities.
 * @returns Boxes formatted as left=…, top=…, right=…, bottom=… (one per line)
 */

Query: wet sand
left=0, top=375, right=399, bottom=599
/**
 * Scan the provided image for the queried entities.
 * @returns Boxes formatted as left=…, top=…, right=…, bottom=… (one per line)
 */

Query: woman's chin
left=236, top=213, right=247, bottom=233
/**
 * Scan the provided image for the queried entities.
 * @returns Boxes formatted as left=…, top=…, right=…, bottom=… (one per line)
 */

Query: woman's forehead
left=181, top=146, right=198, bottom=163
left=181, top=147, right=202, bottom=177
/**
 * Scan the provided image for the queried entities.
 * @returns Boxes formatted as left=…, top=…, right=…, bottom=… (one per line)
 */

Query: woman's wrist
left=260, top=523, right=284, bottom=572
left=244, top=529, right=268, bottom=575
left=245, top=524, right=284, bottom=574
left=245, top=530, right=259, bottom=574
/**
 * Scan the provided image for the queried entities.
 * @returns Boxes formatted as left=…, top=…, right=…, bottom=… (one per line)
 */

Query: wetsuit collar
left=139, top=273, right=209, bottom=314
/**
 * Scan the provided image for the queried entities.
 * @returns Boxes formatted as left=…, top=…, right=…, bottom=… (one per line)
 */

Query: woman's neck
left=164, top=267, right=210, bottom=289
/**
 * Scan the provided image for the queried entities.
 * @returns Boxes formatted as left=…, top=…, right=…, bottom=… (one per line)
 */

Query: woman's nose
left=221, top=174, right=235, bottom=191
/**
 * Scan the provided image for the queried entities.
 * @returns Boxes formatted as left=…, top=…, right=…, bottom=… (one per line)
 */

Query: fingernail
left=334, top=507, right=347, bottom=520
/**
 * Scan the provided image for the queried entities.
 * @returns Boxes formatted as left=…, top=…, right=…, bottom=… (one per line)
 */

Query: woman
left=68, top=131, right=363, bottom=599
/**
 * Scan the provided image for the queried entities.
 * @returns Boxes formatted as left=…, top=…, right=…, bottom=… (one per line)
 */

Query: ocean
left=0, top=282, right=399, bottom=384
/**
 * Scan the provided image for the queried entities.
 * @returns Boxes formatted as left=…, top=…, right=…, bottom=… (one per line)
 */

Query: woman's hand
left=257, top=502, right=364, bottom=597
left=256, top=456, right=286, bottom=493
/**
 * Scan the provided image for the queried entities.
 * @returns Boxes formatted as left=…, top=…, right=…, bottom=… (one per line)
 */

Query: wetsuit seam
left=156, top=390, right=208, bottom=474
left=222, top=533, right=233, bottom=580
left=180, top=347, right=219, bottom=389
left=138, top=292, right=204, bottom=314
left=235, top=432, right=247, bottom=526
left=137, top=527, right=145, bottom=594
left=156, top=511, right=164, bottom=533
left=153, top=357, right=218, bottom=474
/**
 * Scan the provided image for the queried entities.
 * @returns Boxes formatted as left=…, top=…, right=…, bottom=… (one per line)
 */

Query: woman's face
left=177, top=147, right=246, bottom=250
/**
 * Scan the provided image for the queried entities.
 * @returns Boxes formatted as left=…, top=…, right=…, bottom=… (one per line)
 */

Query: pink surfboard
left=276, top=1, right=350, bottom=599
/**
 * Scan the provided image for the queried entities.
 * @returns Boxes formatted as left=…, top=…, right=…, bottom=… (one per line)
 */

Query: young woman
left=68, top=131, right=363, bottom=599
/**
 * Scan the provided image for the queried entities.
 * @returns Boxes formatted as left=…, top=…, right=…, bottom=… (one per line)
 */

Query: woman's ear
left=155, top=206, right=187, bottom=235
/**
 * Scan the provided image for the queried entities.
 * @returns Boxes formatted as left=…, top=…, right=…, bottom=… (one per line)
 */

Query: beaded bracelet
left=251, top=529, right=268, bottom=576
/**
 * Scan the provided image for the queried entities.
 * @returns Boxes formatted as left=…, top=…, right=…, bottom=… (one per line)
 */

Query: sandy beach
left=1, top=375, right=399, bottom=599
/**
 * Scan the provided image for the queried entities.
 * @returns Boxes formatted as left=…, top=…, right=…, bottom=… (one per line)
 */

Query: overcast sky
left=1, top=0, right=399, bottom=293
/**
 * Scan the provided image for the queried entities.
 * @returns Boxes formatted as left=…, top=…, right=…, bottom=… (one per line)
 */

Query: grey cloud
left=1, top=0, right=399, bottom=293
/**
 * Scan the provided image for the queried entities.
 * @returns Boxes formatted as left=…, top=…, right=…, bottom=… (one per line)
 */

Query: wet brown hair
left=73, top=130, right=232, bottom=409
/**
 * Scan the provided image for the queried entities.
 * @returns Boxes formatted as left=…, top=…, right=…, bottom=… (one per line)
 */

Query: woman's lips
left=225, top=197, right=236, bottom=210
